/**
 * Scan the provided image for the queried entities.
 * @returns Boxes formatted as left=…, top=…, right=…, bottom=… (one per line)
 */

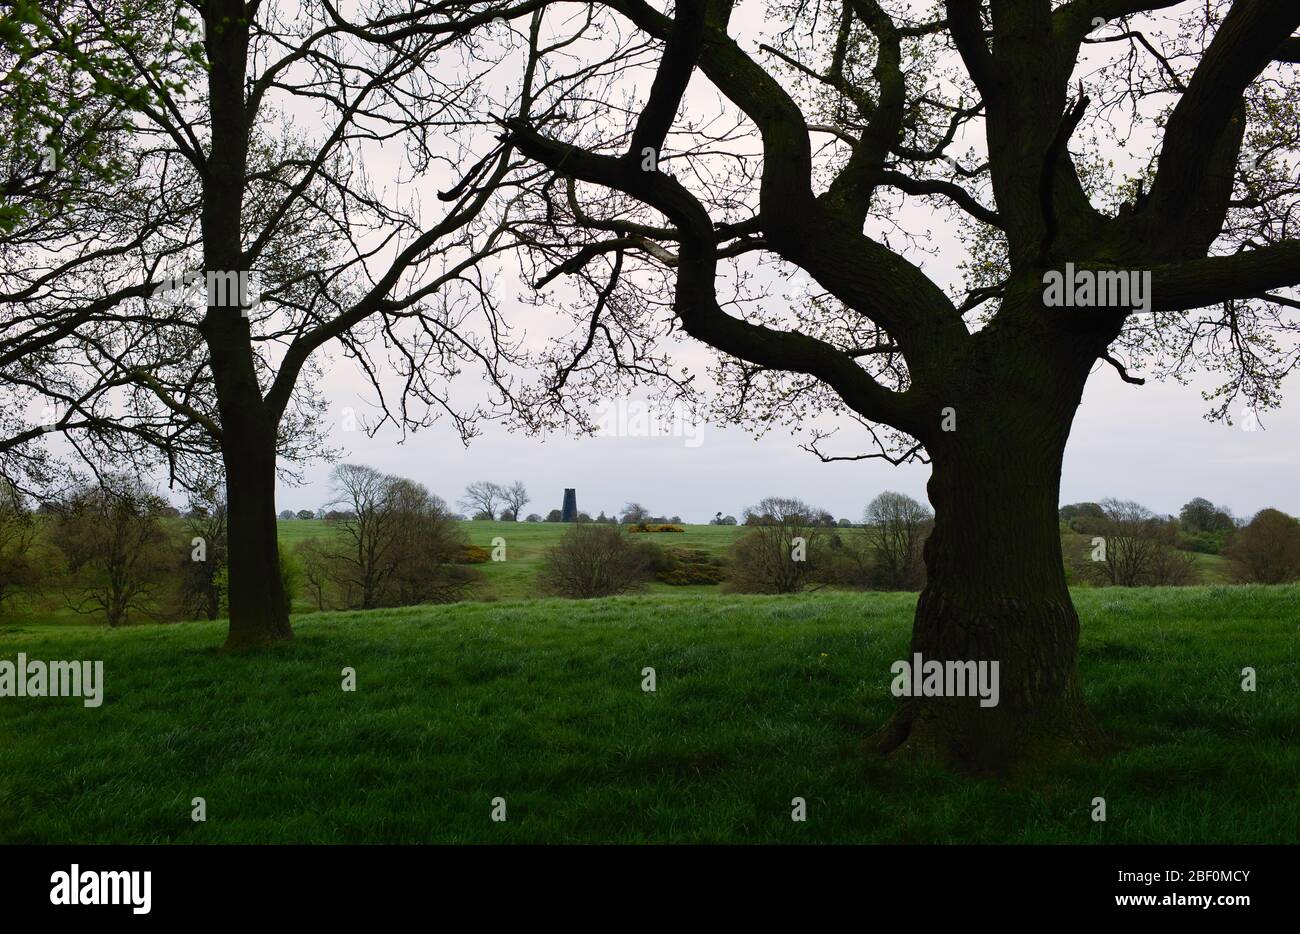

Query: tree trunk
left=219, top=417, right=292, bottom=648
left=871, top=338, right=1110, bottom=774
left=207, top=300, right=290, bottom=647
left=200, top=2, right=290, bottom=649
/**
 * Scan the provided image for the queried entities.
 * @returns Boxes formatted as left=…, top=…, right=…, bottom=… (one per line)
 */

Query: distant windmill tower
left=561, top=488, right=578, bottom=522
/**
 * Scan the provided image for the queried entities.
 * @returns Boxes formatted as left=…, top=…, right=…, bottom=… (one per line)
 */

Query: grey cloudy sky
left=276, top=348, right=1300, bottom=524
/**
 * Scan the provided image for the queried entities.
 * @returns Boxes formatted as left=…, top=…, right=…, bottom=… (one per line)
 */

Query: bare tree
left=501, top=481, right=530, bottom=521
left=859, top=491, right=931, bottom=590
left=329, top=464, right=469, bottom=609
left=504, top=0, right=1300, bottom=771
left=326, top=464, right=394, bottom=609
left=539, top=523, right=651, bottom=597
left=460, top=480, right=507, bottom=521
left=1070, top=500, right=1197, bottom=585
left=1145, top=526, right=1200, bottom=586
left=726, top=496, right=827, bottom=594
left=294, top=537, right=334, bottom=612
left=384, top=477, right=473, bottom=605
left=1088, top=499, right=1165, bottom=586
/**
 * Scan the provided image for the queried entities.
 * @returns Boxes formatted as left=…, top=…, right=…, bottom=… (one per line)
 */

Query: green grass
left=2, top=584, right=1297, bottom=843
left=316, top=519, right=1240, bottom=600
left=271, top=516, right=336, bottom=548
left=6, top=519, right=743, bottom=625
left=455, top=520, right=744, bottom=600
left=276, top=518, right=746, bottom=603
left=9, top=520, right=1242, bottom=626
left=1188, top=550, right=1234, bottom=582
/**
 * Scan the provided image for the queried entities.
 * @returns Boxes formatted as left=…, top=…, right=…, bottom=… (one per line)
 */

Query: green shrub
left=278, top=543, right=300, bottom=613
left=1179, top=530, right=1229, bottom=555
left=658, top=564, right=727, bottom=585
left=631, top=539, right=671, bottom=573
left=654, top=547, right=728, bottom=586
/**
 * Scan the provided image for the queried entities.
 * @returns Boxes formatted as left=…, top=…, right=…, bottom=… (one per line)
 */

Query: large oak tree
left=503, top=0, right=1300, bottom=772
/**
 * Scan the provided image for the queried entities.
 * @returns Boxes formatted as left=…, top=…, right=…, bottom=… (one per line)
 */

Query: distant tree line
left=538, top=492, right=933, bottom=598
left=4, top=473, right=1298, bottom=626
left=0, top=475, right=291, bottom=627
left=1061, top=496, right=1300, bottom=585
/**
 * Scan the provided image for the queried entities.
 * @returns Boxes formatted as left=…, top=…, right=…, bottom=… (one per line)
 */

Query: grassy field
left=2, top=584, right=1296, bottom=843
left=6, top=519, right=1236, bottom=627
left=6, top=519, right=747, bottom=626
left=289, top=518, right=1236, bottom=600
left=456, top=519, right=746, bottom=600
left=276, top=517, right=746, bottom=550
left=296, top=518, right=1240, bottom=589
left=281, top=518, right=747, bottom=601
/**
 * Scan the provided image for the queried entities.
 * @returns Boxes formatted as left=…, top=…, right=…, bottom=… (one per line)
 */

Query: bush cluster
left=653, top=547, right=727, bottom=585
left=457, top=544, right=491, bottom=564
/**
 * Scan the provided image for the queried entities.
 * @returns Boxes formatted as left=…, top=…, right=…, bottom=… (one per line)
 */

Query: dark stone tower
left=561, top=488, right=578, bottom=522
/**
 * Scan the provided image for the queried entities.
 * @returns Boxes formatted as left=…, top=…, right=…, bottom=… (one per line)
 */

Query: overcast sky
left=274, top=345, right=1300, bottom=524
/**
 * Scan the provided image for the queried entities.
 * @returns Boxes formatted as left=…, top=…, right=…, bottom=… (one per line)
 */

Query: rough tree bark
left=202, top=0, right=291, bottom=648
left=870, top=303, right=1112, bottom=771
left=215, top=393, right=292, bottom=648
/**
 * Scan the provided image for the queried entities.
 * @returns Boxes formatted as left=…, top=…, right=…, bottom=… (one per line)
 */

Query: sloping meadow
left=1, top=586, right=1296, bottom=843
